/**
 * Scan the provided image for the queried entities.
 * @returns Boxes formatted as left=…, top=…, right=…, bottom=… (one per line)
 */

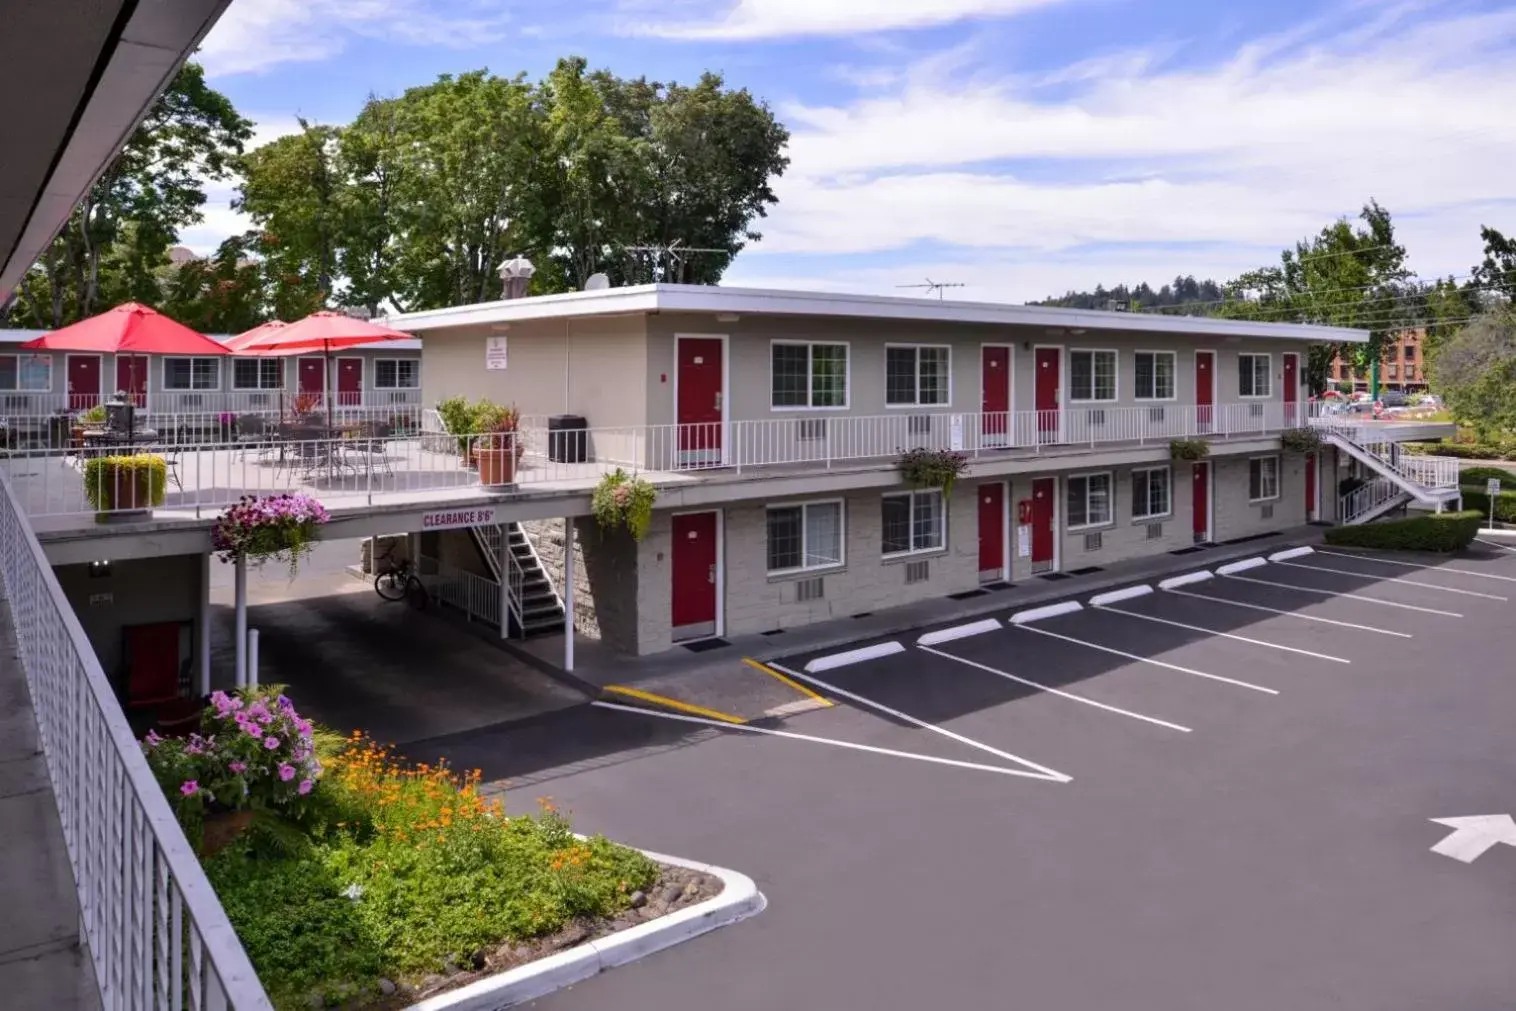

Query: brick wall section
left=1212, top=451, right=1308, bottom=540
left=522, top=518, right=601, bottom=640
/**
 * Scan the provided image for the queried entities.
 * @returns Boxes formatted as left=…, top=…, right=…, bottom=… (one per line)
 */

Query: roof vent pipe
left=499, top=256, right=535, bottom=300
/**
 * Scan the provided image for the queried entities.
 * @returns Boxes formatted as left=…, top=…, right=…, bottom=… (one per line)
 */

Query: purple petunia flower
left=144, top=730, right=162, bottom=748
left=297, top=780, right=313, bottom=795
left=180, top=781, right=199, bottom=796
left=278, top=763, right=296, bottom=782
left=228, top=761, right=247, bottom=774
left=264, top=736, right=280, bottom=750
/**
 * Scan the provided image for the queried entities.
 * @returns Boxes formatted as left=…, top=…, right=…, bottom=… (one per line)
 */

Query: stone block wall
left=521, top=518, right=601, bottom=641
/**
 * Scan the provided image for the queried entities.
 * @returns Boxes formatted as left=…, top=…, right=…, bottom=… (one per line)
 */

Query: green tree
left=6, top=62, right=251, bottom=328
left=157, top=236, right=268, bottom=334
left=339, top=97, right=409, bottom=316
left=1470, top=226, right=1516, bottom=303
left=1426, top=309, right=1516, bottom=440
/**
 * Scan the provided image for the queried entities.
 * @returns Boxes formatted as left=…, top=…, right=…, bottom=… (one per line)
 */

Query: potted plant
left=82, top=454, right=167, bottom=519
left=287, top=392, right=321, bottom=425
left=211, top=493, right=330, bottom=577
left=78, top=403, right=108, bottom=428
left=217, top=411, right=237, bottom=442
left=436, top=395, right=478, bottom=464
left=592, top=468, right=658, bottom=541
left=896, top=447, right=970, bottom=498
left=1280, top=427, right=1324, bottom=453
left=475, top=404, right=522, bottom=486
left=1169, top=437, right=1210, bottom=461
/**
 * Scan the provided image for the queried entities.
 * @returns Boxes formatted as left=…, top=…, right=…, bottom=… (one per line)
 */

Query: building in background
left=1329, top=328, right=1427, bottom=393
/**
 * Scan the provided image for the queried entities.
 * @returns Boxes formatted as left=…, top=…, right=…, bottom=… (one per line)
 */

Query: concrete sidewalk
left=530, top=525, right=1325, bottom=721
left=0, top=601, right=100, bottom=1010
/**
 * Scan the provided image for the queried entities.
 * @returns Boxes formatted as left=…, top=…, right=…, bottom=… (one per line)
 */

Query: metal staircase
left=1314, top=419, right=1462, bottom=524
left=467, top=523, right=567, bottom=636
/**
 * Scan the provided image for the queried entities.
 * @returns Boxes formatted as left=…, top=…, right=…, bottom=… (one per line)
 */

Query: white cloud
left=627, top=0, right=1060, bottom=40
left=198, top=0, right=513, bottom=76
left=177, top=116, right=304, bottom=255
left=735, top=6, right=1516, bottom=287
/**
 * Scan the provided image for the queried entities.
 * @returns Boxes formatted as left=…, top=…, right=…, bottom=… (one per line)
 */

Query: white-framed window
left=766, top=500, right=845, bottom=575
left=1134, top=351, right=1176, bottom=400
left=885, top=345, right=951, bottom=406
left=1249, top=456, right=1281, bottom=501
left=771, top=341, right=848, bottom=409
left=162, top=357, right=220, bottom=391
left=1068, top=349, right=1117, bottom=402
left=1066, top=472, right=1113, bottom=530
left=0, top=354, right=53, bottom=391
left=881, top=490, right=944, bottom=556
left=1131, top=466, right=1172, bottom=520
left=232, top=358, right=284, bottom=391
left=1238, top=353, right=1272, bottom=398
left=374, top=359, right=420, bottom=389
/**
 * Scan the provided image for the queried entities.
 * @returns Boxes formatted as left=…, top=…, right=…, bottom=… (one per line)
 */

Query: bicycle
left=374, top=544, right=428, bottom=610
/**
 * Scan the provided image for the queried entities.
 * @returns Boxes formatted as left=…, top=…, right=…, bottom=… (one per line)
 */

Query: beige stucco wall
left=54, top=553, right=203, bottom=680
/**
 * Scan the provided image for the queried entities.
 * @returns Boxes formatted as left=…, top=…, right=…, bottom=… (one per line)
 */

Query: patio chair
left=234, top=414, right=278, bottom=461
left=344, top=421, right=395, bottom=479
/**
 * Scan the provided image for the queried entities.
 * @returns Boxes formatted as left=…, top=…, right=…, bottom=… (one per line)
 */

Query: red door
left=1034, top=348, right=1060, bottom=441
left=981, top=346, right=1011, bottom=446
left=123, top=623, right=182, bottom=708
left=336, top=358, right=362, bottom=407
left=1283, top=353, right=1299, bottom=425
left=115, top=355, right=148, bottom=407
left=1195, top=351, right=1214, bottom=432
left=978, top=483, right=1005, bottom=581
left=1305, top=453, right=1317, bottom=520
left=1030, top=477, right=1055, bottom=571
left=676, top=338, right=723, bottom=467
left=671, top=512, right=718, bottom=634
left=67, top=355, right=101, bottom=411
left=1192, top=462, right=1210, bottom=543
left=298, top=358, right=325, bottom=407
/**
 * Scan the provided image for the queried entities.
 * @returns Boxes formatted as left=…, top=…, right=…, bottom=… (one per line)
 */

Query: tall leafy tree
left=5, top=63, right=251, bottom=328
left=1470, top=226, right=1516, bottom=303
left=1426, top=309, right=1516, bottom=440
left=157, top=235, right=267, bottom=334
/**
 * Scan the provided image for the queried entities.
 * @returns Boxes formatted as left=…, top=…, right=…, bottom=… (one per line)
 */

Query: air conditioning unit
left=1261, top=504, right=1275, bottom=520
left=796, top=418, right=827, bottom=442
left=1146, top=523, right=1163, bottom=540
left=1084, top=532, right=1103, bottom=552
left=905, top=560, right=930, bottom=584
left=795, top=577, right=824, bottom=602
left=1148, top=406, right=1165, bottom=423
left=907, top=414, right=932, bottom=435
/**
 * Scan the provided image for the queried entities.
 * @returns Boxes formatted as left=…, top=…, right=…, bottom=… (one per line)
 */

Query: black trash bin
left=548, top=415, right=588, bottom=463
left=47, top=414, right=73, bottom=450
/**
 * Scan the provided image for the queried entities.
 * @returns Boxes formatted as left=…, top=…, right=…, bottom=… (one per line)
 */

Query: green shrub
left=1458, top=466, right=1516, bottom=487
left=82, top=454, right=167, bottom=513
left=1169, top=437, right=1210, bottom=461
left=1323, top=511, right=1483, bottom=552
left=1409, top=442, right=1507, bottom=460
left=1458, top=489, right=1516, bottom=524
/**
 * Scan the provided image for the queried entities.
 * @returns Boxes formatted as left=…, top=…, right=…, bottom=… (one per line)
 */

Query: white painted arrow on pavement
left=1429, top=815, right=1516, bottom=863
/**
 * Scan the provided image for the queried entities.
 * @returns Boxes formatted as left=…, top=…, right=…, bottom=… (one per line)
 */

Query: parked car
left=1378, top=390, right=1408, bottom=407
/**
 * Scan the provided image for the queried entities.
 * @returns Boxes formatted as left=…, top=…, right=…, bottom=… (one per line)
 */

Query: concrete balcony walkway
left=0, top=599, right=101, bottom=1010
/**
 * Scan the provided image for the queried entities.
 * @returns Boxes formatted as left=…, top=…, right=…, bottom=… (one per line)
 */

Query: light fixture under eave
left=715, top=313, right=740, bottom=323
left=490, top=323, right=511, bottom=333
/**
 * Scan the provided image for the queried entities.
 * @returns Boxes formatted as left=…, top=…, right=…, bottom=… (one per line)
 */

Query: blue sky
left=188, top=0, right=1516, bottom=303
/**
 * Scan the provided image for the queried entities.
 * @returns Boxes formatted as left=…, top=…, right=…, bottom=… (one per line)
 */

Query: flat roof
left=0, top=330, right=422, bottom=352
left=388, top=283, right=1369, bottom=344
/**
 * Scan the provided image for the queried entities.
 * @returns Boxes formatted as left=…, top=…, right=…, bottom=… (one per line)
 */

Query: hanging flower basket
left=896, top=447, right=970, bottom=498
left=1169, top=438, right=1211, bottom=461
left=592, top=468, right=657, bottom=541
left=1279, top=427, right=1324, bottom=453
left=211, top=493, right=330, bottom=576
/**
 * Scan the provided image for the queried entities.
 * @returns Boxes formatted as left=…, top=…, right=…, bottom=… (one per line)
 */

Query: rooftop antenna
left=623, top=240, right=731, bottom=284
left=897, top=278, right=967, bottom=300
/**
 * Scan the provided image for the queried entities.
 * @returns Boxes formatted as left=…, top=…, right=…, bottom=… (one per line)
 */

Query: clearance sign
left=420, top=507, right=499, bottom=531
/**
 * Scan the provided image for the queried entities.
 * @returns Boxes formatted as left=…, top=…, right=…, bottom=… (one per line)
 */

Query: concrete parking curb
left=407, top=851, right=766, bottom=1011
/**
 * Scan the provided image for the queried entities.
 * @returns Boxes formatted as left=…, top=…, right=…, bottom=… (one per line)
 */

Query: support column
left=498, top=528, right=510, bottom=638
left=198, top=552, right=211, bottom=696
left=233, top=555, right=248, bottom=688
left=247, top=629, right=260, bottom=688
left=563, top=516, right=575, bottom=672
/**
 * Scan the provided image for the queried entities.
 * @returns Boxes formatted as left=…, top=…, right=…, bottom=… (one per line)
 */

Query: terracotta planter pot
left=99, top=465, right=156, bottom=513
left=199, top=809, right=255, bottom=858
left=477, top=444, right=516, bottom=486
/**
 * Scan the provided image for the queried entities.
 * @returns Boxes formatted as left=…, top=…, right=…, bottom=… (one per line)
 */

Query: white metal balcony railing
left=0, top=470, right=271, bottom=1008
left=418, top=554, right=503, bottom=629
left=0, top=402, right=1333, bottom=521
left=1309, top=415, right=1461, bottom=491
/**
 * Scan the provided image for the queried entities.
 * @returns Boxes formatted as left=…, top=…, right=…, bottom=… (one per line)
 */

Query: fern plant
left=896, top=447, right=970, bottom=498
left=1169, top=438, right=1211, bottom=461
left=592, top=468, right=658, bottom=541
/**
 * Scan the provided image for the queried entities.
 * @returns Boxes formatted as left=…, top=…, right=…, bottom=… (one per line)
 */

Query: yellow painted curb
left=742, top=657, right=834, bottom=707
left=602, top=685, right=748, bottom=725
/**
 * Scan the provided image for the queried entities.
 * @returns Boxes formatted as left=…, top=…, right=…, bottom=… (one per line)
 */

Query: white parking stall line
left=919, top=645, right=1192, bottom=733
left=592, top=702, right=1062, bottom=781
left=1272, top=560, right=1509, bottom=602
left=1096, top=605, right=1350, bottom=663
left=770, top=663, right=1073, bottom=783
left=1476, top=538, right=1516, bottom=553
left=1012, top=623, right=1280, bottom=695
left=1222, top=573, right=1463, bottom=618
left=804, top=641, right=906, bottom=672
left=1314, top=548, right=1516, bottom=584
left=1164, top=587, right=1414, bottom=638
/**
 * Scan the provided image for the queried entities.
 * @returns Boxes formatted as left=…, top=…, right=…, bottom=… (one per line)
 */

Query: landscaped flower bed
left=144, top=689, right=671, bottom=1009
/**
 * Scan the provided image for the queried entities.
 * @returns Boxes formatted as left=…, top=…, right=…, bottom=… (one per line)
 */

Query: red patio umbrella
left=234, top=311, right=414, bottom=431
left=21, top=302, right=230, bottom=355
left=223, top=319, right=287, bottom=353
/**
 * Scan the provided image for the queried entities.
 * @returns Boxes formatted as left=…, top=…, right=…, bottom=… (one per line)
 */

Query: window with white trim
left=232, top=358, right=284, bottom=391
left=772, top=342, right=848, bottom=408
left=0, top=354, right=52, bottom=391
left=885, top=345, right=950, bottom=406
left=375, top=359, right=420, bottom=389
left=1131, top=466, right=1171, bottom=520
left=163, top=357, right=220, bottom=391
left=1068, top=350, right=1117, bottom=402
left=766, top=501, right=844, bottom=574
left=1249, top=456, right=1281, bottom=501
left=1134, top=352, right=1176, bottom=400
left=1066, top=473, right=1113, bottom=529
left=1238, top=353, right=1272, bottom=398
left=881, top=490, right=944, bottom=556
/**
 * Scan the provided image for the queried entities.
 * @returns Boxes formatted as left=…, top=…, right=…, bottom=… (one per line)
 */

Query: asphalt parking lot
left=410, top=543, right=1516, bottom=1011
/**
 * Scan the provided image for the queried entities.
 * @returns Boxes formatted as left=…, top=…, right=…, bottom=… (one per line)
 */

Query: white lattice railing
left=1340, top=476, right=1403, bottom=524
left=0, top=470, right=271, bottom=1009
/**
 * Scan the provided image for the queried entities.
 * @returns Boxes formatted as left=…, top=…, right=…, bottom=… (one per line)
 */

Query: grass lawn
left=149, top=698, right=659, bottom=1011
